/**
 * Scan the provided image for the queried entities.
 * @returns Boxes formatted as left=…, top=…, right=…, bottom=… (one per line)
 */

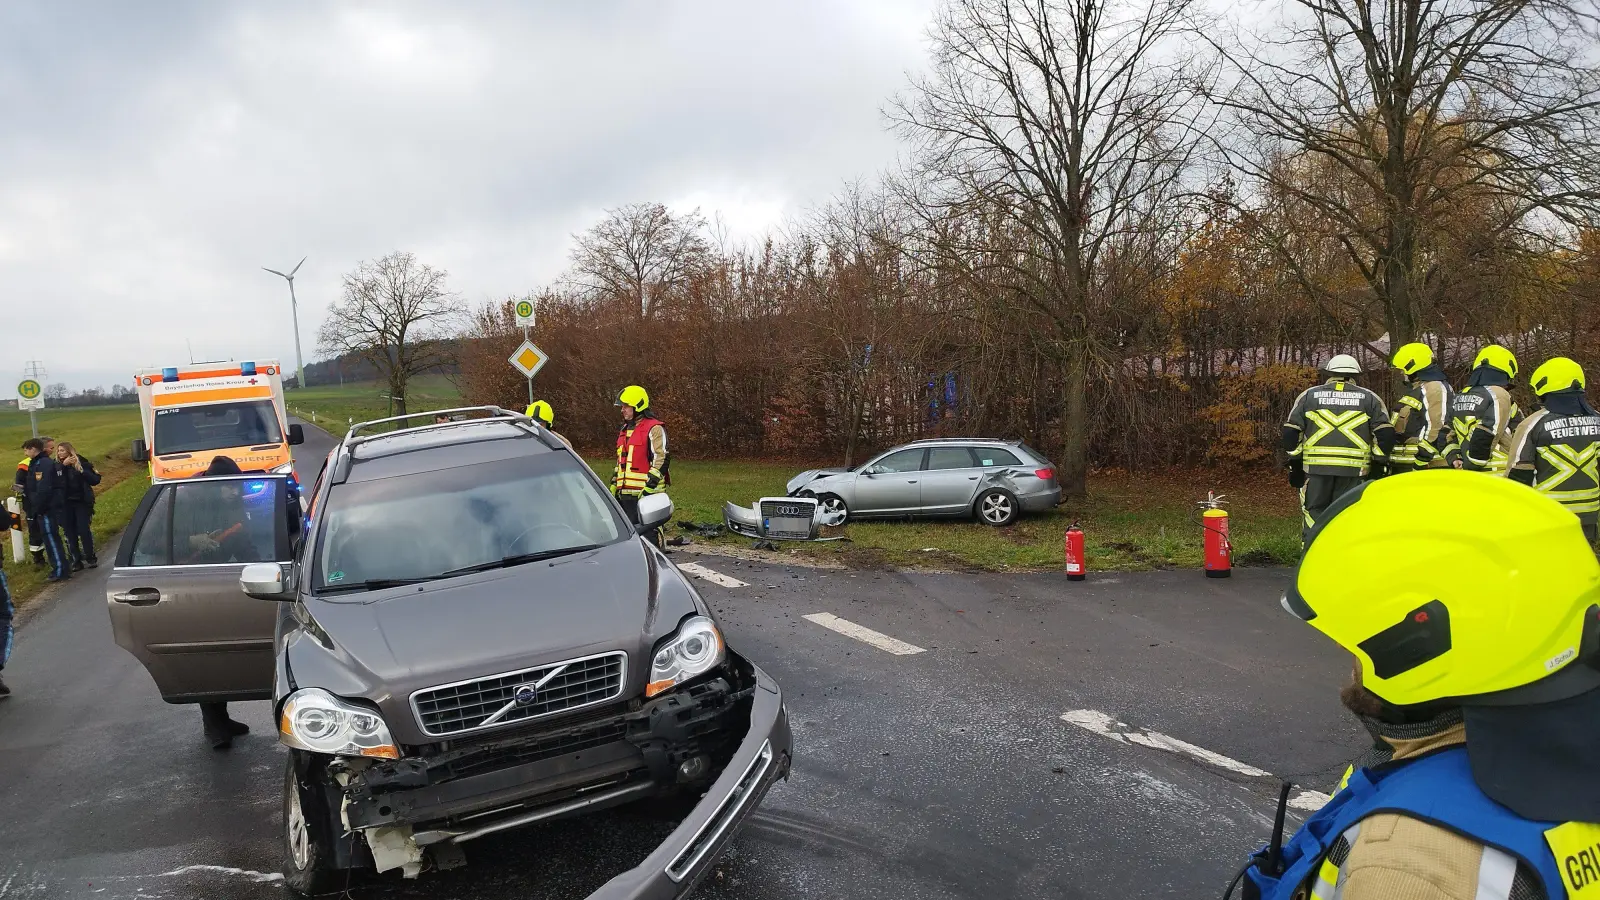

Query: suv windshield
left=154, top=400, right=283, bottom=455
left=314, top=453, right=628, bottom=592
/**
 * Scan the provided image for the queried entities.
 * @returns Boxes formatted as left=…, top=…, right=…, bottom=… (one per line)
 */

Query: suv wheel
left=283, top=754, right=342, bottom=895
left=975, top=488, right=1018, bottom=527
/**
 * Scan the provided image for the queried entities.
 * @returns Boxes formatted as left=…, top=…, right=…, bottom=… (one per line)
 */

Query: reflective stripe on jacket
left=613, top=417, right=667, bottom=496
left=1507, top=408, right=1600, bottom=522
left=1284, top=380, right=1393, bottom=476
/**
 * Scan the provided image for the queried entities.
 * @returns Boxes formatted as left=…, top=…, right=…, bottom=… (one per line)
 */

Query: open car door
left=106, top=473, right=296, bottom=703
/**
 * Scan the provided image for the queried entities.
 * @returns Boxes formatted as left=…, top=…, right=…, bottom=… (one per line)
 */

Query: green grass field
left=1, top=404, right=145, bottom=606
left=585, top=458, right=1303, bottom=572
left=285, top=375, right=461, bottom=435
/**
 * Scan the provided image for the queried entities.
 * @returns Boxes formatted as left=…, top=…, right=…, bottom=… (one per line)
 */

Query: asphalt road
left=0, top=420, right=1364, bottom=899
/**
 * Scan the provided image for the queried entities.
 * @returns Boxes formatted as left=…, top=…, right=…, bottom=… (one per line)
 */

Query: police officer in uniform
left=612, top=386, right=669, bottom=545
left=1505, top=357, right=1600, bottom=544
left=1231, top=472, right=1600, bottom=900
left=1389, top=342, right=1453, bottom=471
left=1282, top=354, right=1395, bottom=545
left=1446, top=345, right=1521, bottom=473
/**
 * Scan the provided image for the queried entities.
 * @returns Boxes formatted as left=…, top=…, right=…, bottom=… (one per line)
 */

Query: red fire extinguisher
left=1065, top=522, right=1086, bottom=581
left=1200, top=492, right=1231, bottom=578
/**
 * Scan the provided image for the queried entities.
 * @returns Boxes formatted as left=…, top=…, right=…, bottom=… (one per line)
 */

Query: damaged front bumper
left=329, top=657, right=791, bottom=897
left=723, top=496, right=846, bottom=541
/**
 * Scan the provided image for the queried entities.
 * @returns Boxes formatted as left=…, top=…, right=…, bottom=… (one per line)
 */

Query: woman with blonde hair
left=54, top=441, right=101, bottom=570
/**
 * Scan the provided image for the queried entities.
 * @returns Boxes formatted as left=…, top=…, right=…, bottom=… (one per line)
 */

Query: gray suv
left=785, top=439, right=1061, bottom=526
left=105, top=408, right=791, bottom=896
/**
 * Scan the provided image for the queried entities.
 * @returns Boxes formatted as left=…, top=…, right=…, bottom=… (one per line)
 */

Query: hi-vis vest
left=1507, top=410, right=1600, bottom=523
left=1243, top=749, right=1592, bottom=900
left=1284, top=380, right=1391, bottom=476
left=614, top=417, right=666, bottom=496
left=1392, top=379, right=1454, bottom=469
left=1448, top=385, right=1519, bottom=474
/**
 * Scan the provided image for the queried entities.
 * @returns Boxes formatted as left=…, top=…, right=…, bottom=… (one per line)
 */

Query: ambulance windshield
left=154, top=400, right=284, bottom=455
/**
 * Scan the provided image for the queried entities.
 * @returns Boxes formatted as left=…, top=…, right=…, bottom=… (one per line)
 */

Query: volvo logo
left=513, top=684, right=540, bottom=707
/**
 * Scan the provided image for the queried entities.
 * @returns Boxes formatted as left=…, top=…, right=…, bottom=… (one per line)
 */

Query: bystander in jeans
left=54, top=442, right=100, bottom=570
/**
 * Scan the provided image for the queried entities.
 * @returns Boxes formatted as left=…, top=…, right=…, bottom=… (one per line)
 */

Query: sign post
left=510, top=298, right=542, bottom=408
left=16, top=379, right=43, bottom=437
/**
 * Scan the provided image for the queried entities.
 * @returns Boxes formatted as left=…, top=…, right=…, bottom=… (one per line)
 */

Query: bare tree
left=892, top=0, right=1209, bottom=497
left=319, top=252, right=457, bottom=417
left=569, top=203, right=711, bottom=320
left=1208, top=0, right=1600, bottom=350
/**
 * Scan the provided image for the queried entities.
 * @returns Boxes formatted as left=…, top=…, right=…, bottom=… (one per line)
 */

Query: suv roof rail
left=332, top=406, right=558, bottom=484
left=344, top=406, right=527, bottom=445
left=903, top=437, right=1006, bottom=445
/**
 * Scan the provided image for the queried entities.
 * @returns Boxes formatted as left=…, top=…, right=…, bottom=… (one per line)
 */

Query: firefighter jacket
left=1391, top=365, right=1453, bottom=469
left=1506, top=390, right=1600, bottom=524
left=1241, top=723, right=1570, bottom=900
left=613, top=416, right=668, bottom=497
left=1447, top=369, right=1520, bottom=473
left=1282, top=378, right=1395, bottom=476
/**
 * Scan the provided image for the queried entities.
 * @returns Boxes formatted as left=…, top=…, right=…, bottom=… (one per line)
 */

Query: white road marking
left=155, top=865, right=284, bottom=883
left=803, top=613, right=927, bottom=655
left=1060, top=709, right=1332, bottom=811
left=677, top=562, right=748, bottom=588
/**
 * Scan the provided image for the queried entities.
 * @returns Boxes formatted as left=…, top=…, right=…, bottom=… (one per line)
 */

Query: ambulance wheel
left=975, top=489, right=1018, bottom=527
left=817, top=494, right=849, bottom=523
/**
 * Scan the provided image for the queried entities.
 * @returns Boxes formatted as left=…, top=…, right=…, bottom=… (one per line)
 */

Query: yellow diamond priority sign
left=508, top=340, right=549, bottom=379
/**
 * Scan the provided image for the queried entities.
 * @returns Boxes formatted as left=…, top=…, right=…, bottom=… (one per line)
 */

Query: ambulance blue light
left=241, top=361, right=257, bottom=376
left=161, top=368, right=179, bottom=383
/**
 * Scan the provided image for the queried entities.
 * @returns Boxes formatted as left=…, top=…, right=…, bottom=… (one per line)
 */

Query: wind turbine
left=263, top=256, right=308, bottom=390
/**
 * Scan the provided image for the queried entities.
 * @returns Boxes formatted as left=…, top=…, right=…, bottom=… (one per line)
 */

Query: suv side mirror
left=241, top=562, right=294, bottom=601
left=287, top=424, right=305, bottom=446
left=635, top=493, right=674, bottom=532
left=131, top=439, right=148, bottom=463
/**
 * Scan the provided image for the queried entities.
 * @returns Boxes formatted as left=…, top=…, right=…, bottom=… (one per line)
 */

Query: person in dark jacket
left=20, top=439, right=68, bottom=581
left=195, top=455, right=254, bottom=749
left=54, top=441, right=100, bottom=571
left=0, top=553, right=13, bottom=697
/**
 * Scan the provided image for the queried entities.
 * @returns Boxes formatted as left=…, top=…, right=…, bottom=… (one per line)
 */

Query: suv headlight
left=279, top=688, right=399, bottom=759
left=647, top=615, right=725, bottom=698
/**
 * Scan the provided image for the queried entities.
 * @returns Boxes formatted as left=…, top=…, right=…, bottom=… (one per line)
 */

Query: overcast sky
left=0, top=1, right=937, bottom=396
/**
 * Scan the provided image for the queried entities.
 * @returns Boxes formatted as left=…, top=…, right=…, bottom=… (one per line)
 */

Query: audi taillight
left=1035, top=468, right=1055, bottom=480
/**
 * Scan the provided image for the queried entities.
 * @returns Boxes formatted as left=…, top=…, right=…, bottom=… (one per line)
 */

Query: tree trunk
left=1061, top=338, right=1089, bottom=499
left=391, top=374, right=409, bottom=417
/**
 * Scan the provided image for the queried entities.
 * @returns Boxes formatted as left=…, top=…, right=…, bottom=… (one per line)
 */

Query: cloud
left=0, top=0, right=935, bottom=395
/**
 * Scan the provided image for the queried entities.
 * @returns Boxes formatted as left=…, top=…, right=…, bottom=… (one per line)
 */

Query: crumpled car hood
left=285, top=539, right=704, bottom=743
left=785, top=467, right=849, bottom=494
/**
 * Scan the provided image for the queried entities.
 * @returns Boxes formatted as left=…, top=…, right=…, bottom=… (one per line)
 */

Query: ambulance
left=131, top=360, right=304, bottom=483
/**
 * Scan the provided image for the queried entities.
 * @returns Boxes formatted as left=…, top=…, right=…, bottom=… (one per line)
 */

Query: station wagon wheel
left=817, top=494, right=849, bottom=523
left=975, top=488, right=1018, bottom=527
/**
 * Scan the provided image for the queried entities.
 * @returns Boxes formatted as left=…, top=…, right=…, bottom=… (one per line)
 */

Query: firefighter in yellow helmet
left=1445, top=345, right=1521, bottom=473
left=1505, top=357, right=1600, bottom=544
left=1231, top=471, right=1600, bottom=900
left=1389, top=342, right=1453, bottom=471
left=612, top=386, right=668, bottom=543
left=523, top=400, right=570, bottom=449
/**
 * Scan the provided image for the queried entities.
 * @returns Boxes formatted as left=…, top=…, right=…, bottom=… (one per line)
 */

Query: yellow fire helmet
left=1472, top=344, right=1518, bottom=380
left=1530, top=356, right=1586, bottom=397
left=1286, top=470, right=1600, bottom=709
left=616, top=385, right=650, bottom=413
left=1391, top=342, right=1434, bottom=376
left=525, top=400, right=554, bottom=427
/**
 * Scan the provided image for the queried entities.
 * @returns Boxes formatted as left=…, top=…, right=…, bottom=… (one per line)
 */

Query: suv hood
left=288, top=539, right=705, bottom=744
